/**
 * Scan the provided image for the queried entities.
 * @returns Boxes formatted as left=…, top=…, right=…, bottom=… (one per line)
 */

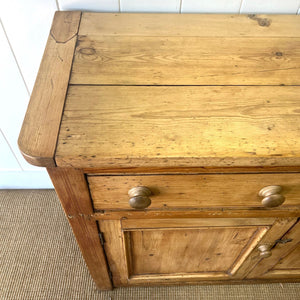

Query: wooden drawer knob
left=258, top=185, right=285, bottom=208
left=128, top=186, right=152, bottom=209
left=258, top=244, right=272, bottom=258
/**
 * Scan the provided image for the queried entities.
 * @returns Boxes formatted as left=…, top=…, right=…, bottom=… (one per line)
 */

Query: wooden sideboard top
left=18, top=12, right=300, bottom=169
left=71, top=13, right=300, bottom=86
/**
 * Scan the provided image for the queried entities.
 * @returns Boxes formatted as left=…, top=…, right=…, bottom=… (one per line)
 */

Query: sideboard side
left=47, top=167, right=113, bottom=290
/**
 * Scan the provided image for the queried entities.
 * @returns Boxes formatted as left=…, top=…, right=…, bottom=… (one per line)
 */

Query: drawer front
left=88, top=173, right=300, bottom=210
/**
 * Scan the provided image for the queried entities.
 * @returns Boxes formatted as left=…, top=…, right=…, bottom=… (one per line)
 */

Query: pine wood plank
left=55, top=86, right=300, bottom=169
left=47, top=167, right=112, bottom=290
left=84, top=166, right=300, bottom=174
left=129, top=273, right=229, bottom=282
left=70, top=36, right=300, bottom=85
left=93, top=208, right=300, bottom=220
left=121, top=218, right=275, bottom=230
left=127, top=278, right=300, bottom=286
left=88, top=173, right=300, bottom=210
left=18, top=11, right=81, bottom=167
left=259, top=270, right=300, bottom=279
left=79, top=13, right=300, bottom=37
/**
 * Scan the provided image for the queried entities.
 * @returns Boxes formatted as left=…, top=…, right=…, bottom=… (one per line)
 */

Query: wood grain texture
left=98, top=220, right=128, bottom=287
left=18, top=12, right=300, bottom=289
left=72, top=14, right=300, bottom=86
left=229, top=227, right=269, bottom=276
left=126, top=225, right=270, bottom=279
left=235, top=218, right=297, bottom=278
left=248, top=220, right=300, bottom=279
left=84, top=166, right=300, bottom=174
left=55, top=86, right=300, bottom=169
left=126, top=227, right=260, bottom=275
left=128, top=273, right=230, bottom=283
left=94, top=208, right=300, bottom=220
left=51, top=11, right=81, bottom=43
left=100, top=217, right=276, bottom=285
left=127, top=277, right=300, bottom=286
left=47, top=167, right=112, bottom=290
left=18, top=11, right=81, bottom=167
left=121, top=218, right=275, bottom=229
left=70, top=36, right=300, bottom=85
left=79, top=13, right=300, bottom=37
left=275, top=246, right=300, bottom=269
left=88, top=173, right=300, bottom=210
left=259, top=270, right=300, bottom=279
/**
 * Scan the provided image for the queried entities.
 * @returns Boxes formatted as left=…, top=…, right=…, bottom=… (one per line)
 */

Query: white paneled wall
left=0, top=1, right=58, bottom=93
left=1, top=0, right=300, bottom=188
left=0, top=130, right=20, bottom=170
left=240, top=0, right=300, bottom=14
left=59, top=0, right=119, bottom=12
left=0, top=1, right=57, bottom=188
left=121, top=0, right=181, bottom=12
left=181, top=0, right=242, bottom=13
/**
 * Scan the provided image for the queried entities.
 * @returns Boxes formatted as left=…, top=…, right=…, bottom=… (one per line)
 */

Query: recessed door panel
left=127, top=227, right=260, bottom=275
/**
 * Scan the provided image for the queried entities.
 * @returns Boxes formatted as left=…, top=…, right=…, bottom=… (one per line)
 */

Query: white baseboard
left=0, top=171, right=53, bottom=189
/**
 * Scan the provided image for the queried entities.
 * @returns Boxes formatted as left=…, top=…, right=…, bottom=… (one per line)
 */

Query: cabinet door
left=99, top=218, right=297, bottom=286
left=248, top=219, right=300, bottom=279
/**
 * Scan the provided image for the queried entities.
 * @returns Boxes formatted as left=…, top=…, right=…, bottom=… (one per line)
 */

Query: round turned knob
left=258, top=185, right=285, bottom=208
left=258, top=244, right=272, bottom=258
left=128, top=186, right=152, bottom=209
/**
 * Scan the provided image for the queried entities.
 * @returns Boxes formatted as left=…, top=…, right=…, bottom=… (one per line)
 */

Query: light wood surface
left=79, top=13, right=300, bottom=37
left=71, top=13, right=300, bottom=86
left=126, top=277, right=300, bottom=286
left=88, top=173, right=300, bottom=210
left=47, top=167, right=112, bottom=290
left=70, top=36, right=300, bottom=85
left=93, top=208, right=300, bottom=220
left=121, top=218, right=275, bottom=229
left=127, top=227, right=260, bottom=275
left=56, top=86, right=300, bottom=168
left=84, top=166, right=300, bottom=174
left=51, top=11, right=81, bottom=43
left=98, top=220, right=128, bottom=287
left=258, top=270, right=300, bottom=279
left=229, top=227, right=269, bottom=276
left=18, top=11, right=81, bottom=167
left=124, top=218, right=271, bottom=281
left=275, top=246, right=300, bottom=269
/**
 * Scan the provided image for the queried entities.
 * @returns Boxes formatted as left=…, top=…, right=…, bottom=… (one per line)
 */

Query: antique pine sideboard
left=19, top=12, right=300, bottom=290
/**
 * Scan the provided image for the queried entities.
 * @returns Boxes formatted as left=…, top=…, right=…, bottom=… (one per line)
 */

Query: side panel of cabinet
left=47, top=167, right=112, bottom=290
left=98, top=218, right=297, bottom=286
